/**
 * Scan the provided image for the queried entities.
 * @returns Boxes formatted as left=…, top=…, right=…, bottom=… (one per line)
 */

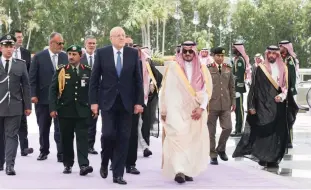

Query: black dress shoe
left=174, top=173, right=186, bottom=184
left=185, top=175, right=193, bottom=181
left=287, top=143, right=293, bottom=148
left=21, top=148, right=34, bottom=156
left=80, top=166, right=93, bottom=176
left=143, top=148, right=152, bottom=157
left=57, top=157, right=63, bottom=163
left=258, top=161, right=267, bottom=167
left=37, top=153, right=47, bottom=161
left=218, top=152, right=228, bottom=161
left=100, top=166, right=108, bottom=178
left=6, top=166, right=16, bottom=175
left=126, top=166, right=140, bottom=174
left=267, top=162, right=279, bottom=168
left=88, top=148, right=98, bottom=155
left=210, top=158, right=218, bottom=165
left=0, top=165, right=3, bottom=171
left=63, top=166, right=72, bottom=174
left=113, top=177, right=127, bottom=185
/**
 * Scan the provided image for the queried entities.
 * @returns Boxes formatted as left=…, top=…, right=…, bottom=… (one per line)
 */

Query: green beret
left=66, top=45, right=82, bottom=53
left=212, top=47, right=226, bottom=55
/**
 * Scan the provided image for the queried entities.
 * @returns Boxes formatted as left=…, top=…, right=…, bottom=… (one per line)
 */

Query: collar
left=71, top=63, right=80, bottom=69
left=86, top=52, right=95, bottom=57
left=15, top=47, right=21, bottom=52
left=112, top=46, right=124, bottom=55
left=1, top=56, right=13, bottom=63
left=48, top=49, right=58, bottom=57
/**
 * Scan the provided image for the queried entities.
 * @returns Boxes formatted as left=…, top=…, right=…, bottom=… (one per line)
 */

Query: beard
left=268, top=57, right=276, bottom=63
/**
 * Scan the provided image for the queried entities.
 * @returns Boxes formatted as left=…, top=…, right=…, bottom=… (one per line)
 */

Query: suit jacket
left=208, top=63, right=235, bottom=111
left=89, top=45, right=143, bottom=112
left=20, top=47, right=31, bottom=72
left=80, top=51, right=96, bottom=67
left=0, top=58, right=31, bottom=116
left=29, top=49, right=68, bottom=105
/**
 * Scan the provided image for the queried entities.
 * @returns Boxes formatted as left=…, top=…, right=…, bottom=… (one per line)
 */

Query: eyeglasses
left=182, top=49, right=194, bottom=54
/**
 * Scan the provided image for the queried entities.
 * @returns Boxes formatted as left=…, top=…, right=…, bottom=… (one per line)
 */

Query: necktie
left=52, top=54, right=57, bottom=71
left=14, top=49, right=18, bottom=59
left=5, top=60, right=9, bottom=73
left=89, top=56, right=93, bottom=68
left=73, top=67, right=78, bottom=76
left=218, top=64, right=221, bottom=74
left=116, top=51, right=122, bottom=77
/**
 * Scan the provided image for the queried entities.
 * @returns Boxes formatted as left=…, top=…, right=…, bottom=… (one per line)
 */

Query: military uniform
left=49, top=45, right=93, bottom=175
left=231, top=55, right=246, bottom=136
left=207, top=47, right=235, bottom=165
left=0, top=34, right=31, bottom=175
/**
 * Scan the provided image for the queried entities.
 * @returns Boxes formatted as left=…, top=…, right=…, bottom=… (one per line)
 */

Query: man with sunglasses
left=160, top=41, right=212, bottom=184
left=29, top=32, right=68, bottom=162
left=125, top=36, right=133, bottom=47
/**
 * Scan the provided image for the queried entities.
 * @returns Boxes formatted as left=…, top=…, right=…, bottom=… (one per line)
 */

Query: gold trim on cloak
left=58, top=68, right=66, bottom=98
left=258, top=64, right=279, bottom=90
left=145, top=63, right=158, bottom=92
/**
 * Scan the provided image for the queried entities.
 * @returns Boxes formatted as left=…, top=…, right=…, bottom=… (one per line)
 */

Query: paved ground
left=0, top=107, right=311, bottom=189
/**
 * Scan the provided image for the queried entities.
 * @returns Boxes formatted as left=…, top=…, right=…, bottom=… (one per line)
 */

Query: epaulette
left=82, top=64, right=91, bottom=70
left=207, top=63, right=216, bottom=68
left=14, top=58, right=26, bottom=62
left=223, top=63, right=232, bottom=68
left=56, top=64, right=66, bottom=71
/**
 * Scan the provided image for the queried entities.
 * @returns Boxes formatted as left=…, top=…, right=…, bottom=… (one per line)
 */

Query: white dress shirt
left=86, top=52, right=95, bottom=67
left=13, top=47, right=21, bottom=59
left=112, top=46, right=124, bottom=66
left=48, top=49, right=58, bottom=67
left=270, top=63, right=286, bottom=101
left=184, top=61, right=208, bottom=110
left=1, top=56, right=13, bottom=72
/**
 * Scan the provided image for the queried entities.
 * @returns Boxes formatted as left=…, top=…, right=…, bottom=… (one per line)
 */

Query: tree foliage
left=0, top=0, right=310, bottom=67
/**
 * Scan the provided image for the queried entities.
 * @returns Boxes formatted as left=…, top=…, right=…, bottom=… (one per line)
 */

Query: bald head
left=110, top=27, right=126, bottom=50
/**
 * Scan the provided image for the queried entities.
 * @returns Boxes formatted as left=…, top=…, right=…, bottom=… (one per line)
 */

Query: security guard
left=49, top=45, right=93, bottom=176
left=230, top=43, right=247, bottom=137
left=0, top=34, right=31, bottom=175
left=207, top=47, right=236, bottom=165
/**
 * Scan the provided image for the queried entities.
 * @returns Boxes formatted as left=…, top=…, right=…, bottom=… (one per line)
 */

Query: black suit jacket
left=89, top=45, right=143, bottom=112
left=29, top=49, right=68, bottom=104
left=80, top=51, right=97, bottom=66
left=20, top=47, right=31, bottom=72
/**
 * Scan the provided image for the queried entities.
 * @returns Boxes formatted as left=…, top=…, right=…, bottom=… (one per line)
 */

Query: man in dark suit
left=0, top=34, right=31, bottom=175
left=89, top=27, right=143, bottom=185
left=13, top=30, right=33, bottom=156
left=29, top=32, right=67, bottom=162
left=80, top=35, right=99, bottom=155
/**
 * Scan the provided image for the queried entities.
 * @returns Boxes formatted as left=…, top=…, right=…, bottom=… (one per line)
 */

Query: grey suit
left=0, top=58, right=31, bottom=167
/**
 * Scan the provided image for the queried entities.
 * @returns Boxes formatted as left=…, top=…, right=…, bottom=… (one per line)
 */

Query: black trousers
left=88, top=116, right=98, bottom=149
left=100, top=95, right=132, bottom=178
left=234, top=94, right=244, bottom=133
left=0, top=124, right=4, bottom=166
left=35, top=104, right=62, bottom=157
left=126, top=114, right=139, bottom=167
left=18, top=114, right=29, bottom=152
left=59, top=117, right=89, bottom=167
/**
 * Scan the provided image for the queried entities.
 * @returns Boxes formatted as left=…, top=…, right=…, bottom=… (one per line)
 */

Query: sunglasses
left=55, top=42, right=65, bottom=45
left=182, top=49, right=194, bottom=54
left=125, top=43, right=133, bottom=47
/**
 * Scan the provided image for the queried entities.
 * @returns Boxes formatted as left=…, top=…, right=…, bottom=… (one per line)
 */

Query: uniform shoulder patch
left=83, top=64, right=92, bottom=70
left=14, top=58, right=26, bottom=62
left=56, top=64, right=66, bottom=71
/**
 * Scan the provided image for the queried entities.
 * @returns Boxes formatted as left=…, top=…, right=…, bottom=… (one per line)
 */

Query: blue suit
left=29, top=49, right=67, bottom=157
left=89, top=45, right=143, bottom=178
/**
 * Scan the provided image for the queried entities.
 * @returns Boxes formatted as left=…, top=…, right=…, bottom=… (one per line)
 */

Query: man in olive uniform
left=0, top=34, right=31, bottom=175
left=207, top=47, right=236, bottom=165
left=49, top=45, right=93, bottom=176
left=279, top=40, right=298, bottom=149
left=230, top=43, right=248, bottom=137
